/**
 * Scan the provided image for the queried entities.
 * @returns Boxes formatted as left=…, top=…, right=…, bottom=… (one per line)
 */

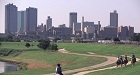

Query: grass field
left=58, top=43, right=140, bottom=58
left=57, top=43, right=140, bottom=75
left=86, top=61, right=140, bottom=75
left=1, top=42, right=140, bottom=75
left=0, top=42, right=106, bottom=75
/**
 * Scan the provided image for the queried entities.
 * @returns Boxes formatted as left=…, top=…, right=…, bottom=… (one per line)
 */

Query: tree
left=53, top=38, right=60, bottom=42
left=0, top=36, right=4, bottom=42
left=103, top=37, right=111, bottom=40
left=5, top=34, right=14, bottom=42
left=13, top=37, right=20, bottom=42
left=37, top=40, right=50, bottom=50
left=25, top=43, right=30, bottom=48
left=0, top=43, right=1, bottom=46
left=50, top=44, right=58, bottom=51
left=130, top=33, right=140, bottom=42
left=113, top=37, right=120, bottom=41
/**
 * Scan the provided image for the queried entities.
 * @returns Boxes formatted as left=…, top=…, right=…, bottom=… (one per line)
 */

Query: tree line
left=25, top=39, right=58, bottom=51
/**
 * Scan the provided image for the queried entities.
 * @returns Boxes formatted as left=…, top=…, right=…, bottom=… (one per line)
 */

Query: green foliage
left=5, top=34, right=14, bottom=42
left=0, top=36, right=4, bottom=42
left=50, top=44, right=58, bottom=51
left=37, top=40, right=50, bottom=50
left=25, top=43, right=31, bottom=48
left=0, top=34, right=19, bottom=42
left=0, top=43, right=1, bottom=46
left=130, top=33, right=140, bottom=41
left=103, top=37, right=111, bottom=40
left=113, top=37, right=120, bottom=41
left=0, top=49, right=22, bottom=56
left=0, top=49, right=13, bottom=56
left=13, top=37, right=20, bottom=42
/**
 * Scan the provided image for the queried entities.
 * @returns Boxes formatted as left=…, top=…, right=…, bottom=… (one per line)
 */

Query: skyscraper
left=81, top=17, right=84, bottom=38
left=69, top=12, right=77, bottom=28
left=110, top=10, right=118, bottom=28
left=17, top=11, right=26, bottom=33
left=25, top=7, right=37, bottom=33
left=5, top=3, right=17, bottom=34
left=46, top=16, right=52, bottom=30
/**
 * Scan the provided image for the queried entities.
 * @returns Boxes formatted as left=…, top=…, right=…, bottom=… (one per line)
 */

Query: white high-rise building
left=46, top=16, right=52, bottom=30
left=5, top=3, right=17, bottom=34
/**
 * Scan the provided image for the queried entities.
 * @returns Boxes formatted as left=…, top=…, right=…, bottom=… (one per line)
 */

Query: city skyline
left=0, top=0, right=140, bottom=33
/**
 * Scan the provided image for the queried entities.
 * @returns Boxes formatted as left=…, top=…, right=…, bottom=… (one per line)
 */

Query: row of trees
left=25, top=40, right=58, bottom=51
left=101, top=33, right=140, bottom=42
left=0, top=34, right=20, bottom=42
left=37, top=40, right=58, bottom=51
left=130, top=33, right=140, bottom=42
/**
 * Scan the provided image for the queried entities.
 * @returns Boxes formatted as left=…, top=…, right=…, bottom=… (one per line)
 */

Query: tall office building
left=17, top=11, right=26, bottom=33
left=5, top=3, right=17, bottom=34
left=110, top=10, right=118, bottom=28
left=69, top=12, right=77, bottom=28
left=25, top=7, right=37, bottom=33
left=46, top=16, right=52, bottom=30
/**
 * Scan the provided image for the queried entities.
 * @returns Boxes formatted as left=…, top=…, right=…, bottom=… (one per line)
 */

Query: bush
left=113, top=37, right=120, bottom=41
left=50, top=44, right=58, bottom=51
left=37, top=40, right=50, bottom=50
left=25, top=43, right=31, bottom=48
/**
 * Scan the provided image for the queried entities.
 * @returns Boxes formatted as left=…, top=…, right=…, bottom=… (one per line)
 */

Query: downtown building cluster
left=5, top=3, right=134, bottom=41
left=5, top=3, right=37, bottom=35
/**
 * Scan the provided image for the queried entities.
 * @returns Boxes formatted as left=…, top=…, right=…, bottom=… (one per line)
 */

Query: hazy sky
left=0, top=0, right=140, bottom=33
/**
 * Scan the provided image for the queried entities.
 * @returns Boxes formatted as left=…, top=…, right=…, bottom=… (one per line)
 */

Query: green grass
left=58, top=43, right=140, bottom=58
left=57, top=43, right=140, bottom=75
left=1, top=42, right=140, bottom=75
left=0, top=42, right=106, bottom=75
left=86, top=62, right=140, bottom=75
left=0, top=42, right=39, bottom=50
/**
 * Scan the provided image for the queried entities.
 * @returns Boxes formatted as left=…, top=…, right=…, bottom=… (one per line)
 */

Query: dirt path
left=74, top=57, right=140, bottom=75
left=44, top=49, right=117, bottom=75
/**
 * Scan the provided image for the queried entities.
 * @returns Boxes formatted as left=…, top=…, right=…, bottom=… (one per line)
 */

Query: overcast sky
left=0, top=0, right=140, bottom=33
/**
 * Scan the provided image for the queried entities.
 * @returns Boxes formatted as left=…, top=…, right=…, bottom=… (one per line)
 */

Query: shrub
left=50, top=44, right=58, bottom=51
left=25, top=43, right=31, bottom=48
left=37, top=40, right=50, bottom=50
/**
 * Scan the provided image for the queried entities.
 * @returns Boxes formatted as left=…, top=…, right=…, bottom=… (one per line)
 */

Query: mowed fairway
left=0, top=42, right=106, bottom=75
left=58, top=43, right=140, bottom=75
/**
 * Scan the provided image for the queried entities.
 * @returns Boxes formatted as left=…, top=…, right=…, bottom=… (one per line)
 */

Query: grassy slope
left=57, top=43, right=140, bottom=75
left=87, top=62, right=140, bottom=75
left=58, top=43, right=140, bottom=57
left=0, top=42, right=106, bottom=75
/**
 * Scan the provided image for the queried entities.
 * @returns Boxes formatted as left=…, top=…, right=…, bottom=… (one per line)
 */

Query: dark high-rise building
left=46, top=16, right=52, bottom=30
left=69, top=12, right=77, bottom=28
left=110, top=10, right=118, bottom=28
left=5, top=3, right=17, bottom=34
left=25, top=7, right=37, bottom=34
